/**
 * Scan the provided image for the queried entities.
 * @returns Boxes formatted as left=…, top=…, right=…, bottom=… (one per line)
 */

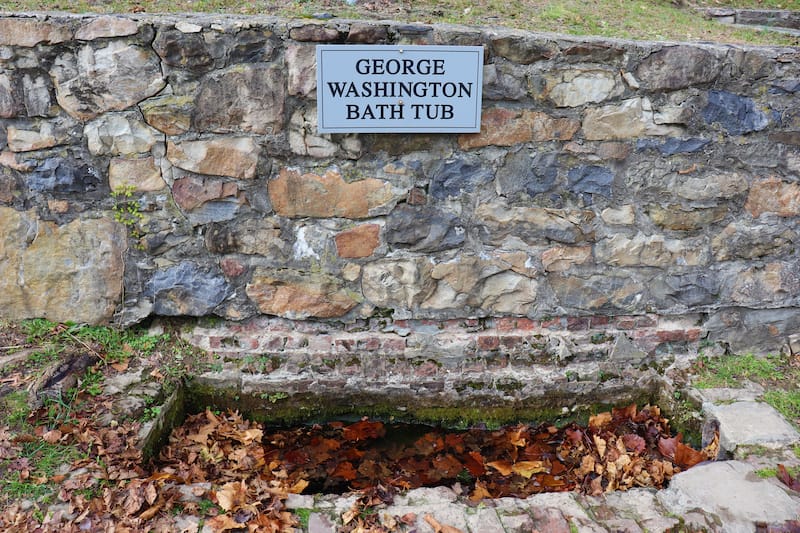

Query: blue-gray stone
left=769, top=79, right=800, bottom=94
left=28, top=158, right=101, bottom=193
left=636, top=137, right=710, bottom=156
left=430, top=156, right=493, bottom=200
left=147, top=262, right=230, bottom=316
left=496, top=151, right=558, bottom=196
left=567, top=165, right=613, bottom=198
left=702, top=91, right=769, bottom=135
left=656, top=272, right=720, bottom=308
left=385, top=204, right=465, bottom=252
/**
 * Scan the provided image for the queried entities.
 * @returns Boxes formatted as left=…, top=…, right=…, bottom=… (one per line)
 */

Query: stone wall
left=1, top=12, right=799, bottom=362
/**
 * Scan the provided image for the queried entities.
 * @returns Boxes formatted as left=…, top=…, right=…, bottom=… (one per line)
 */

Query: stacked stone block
left=0, top=13, right=798, bottom=360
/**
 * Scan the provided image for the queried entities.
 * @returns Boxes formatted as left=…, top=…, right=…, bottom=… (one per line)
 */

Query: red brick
left=477, top=335, right=500, bottom=351
left=496, top=317, right=518, bottom=332
left=589, top=316, right=611, bottom=327
left=566, top=317, right=590, bottom=331
left=357, top=337, right=381, bottom=351
left=380, top=338, right=406, bottom=353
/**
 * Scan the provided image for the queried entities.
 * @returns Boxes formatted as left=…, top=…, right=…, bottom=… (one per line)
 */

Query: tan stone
left=362, top=259, right=435, bottom=310
left=205, top=218, right=285, bottom=257
left=0, top=18, right=72, bottom=47
left=75, top=16, right=139, bottom=40
left=545, top=70, right=618, bottom=107
left=745, top=177, right=800, bottom=217
left=139, top=95, right=193, bottom=135
left=0, top=208, right=125, bottom=324
left=649, top=204, right=728, bottom=231
left=246, top=268, right=358, bottom=319
left=269, top=168, right=399, bottom=219
left=109, top=157, right=165, bottom=192
left=595, top=233, right=708, bottom=267
left=475, top=200, right=594, bottom=246
left=6, top=124, right=60, bottom=152
left=335, top=224, right=380, bottom=258
left=674, top=171, right=748, bottom=201
left=342, top=263, right=362, bottom=282
left=85, top=114, right=159, bottom=156
left=172, top=176, right=241, bottom=211
left=0, top=151, right=35, bottom=171
left=582, top=97, right=682, bottom=140
left=167, top=138, right=260, bottom=179
left=600, top=205, right=635, bottom=225
left=729, top=263, right=799, bottom=305
left=458, top=108, right=579, bottom=149
left=541, top=246, right=592, bottom=272
left=47, top=199, right=69, bottom=214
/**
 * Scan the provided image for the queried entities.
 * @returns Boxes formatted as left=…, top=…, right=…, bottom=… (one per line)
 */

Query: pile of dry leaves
left=1, top=402, right=725, bottom=532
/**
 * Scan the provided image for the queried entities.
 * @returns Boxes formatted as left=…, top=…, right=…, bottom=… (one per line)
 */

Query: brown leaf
left=674, top=442, right=706, bottom=469
left=343, top=420, right=385, bottom=441
left=463, top=451, right=486, bottom=477
left=593, top=435, right=607, bottom=458
left=469, top=480, right=492, bottom=501
left=622, top=434, right=646, bottom=454
left=215, top=480, right=249, bottom=512
left=424, top=513, right=465, bottom=533
left=589, top=411, right=612, bottom=430
left=657, top=435, right=680, bottom=460
left=332, top=461, right=358, bottom=481
left=42, top=429, right=62, bottom=444
left=206, top=514, right=242, bottom=532
left=777, top=464, right=800, bottom=491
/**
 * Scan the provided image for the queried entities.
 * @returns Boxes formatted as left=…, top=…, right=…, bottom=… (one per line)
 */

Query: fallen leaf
left=589, top=411, right=612, bottom=430
left=777, top=464, right=800, bottom=491
left=343, top=420, right=385, bottom=442
left=622, top=434, right=646, bottom=453
left=424, top=513, right=465, bottom=533
left=42, top=429, right=62, bottom=444
left=215, top=480, right=249, bottom=512
left=486, top=460, right=513, bottom=476
left=511, top=460, right=548, bottom=479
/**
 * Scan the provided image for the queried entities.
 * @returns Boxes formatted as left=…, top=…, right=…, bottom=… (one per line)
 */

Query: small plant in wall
left=111, top=185, right=145, bottom=247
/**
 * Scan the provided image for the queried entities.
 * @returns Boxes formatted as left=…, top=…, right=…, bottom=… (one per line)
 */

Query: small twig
left=0, top=345, right=26, bottom=351
left=63, top=331, right=107, bottom=365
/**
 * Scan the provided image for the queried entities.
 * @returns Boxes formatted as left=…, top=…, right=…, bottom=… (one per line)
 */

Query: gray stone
left=28, top=157, right=102, bottom=193
left=193, top=63, right=285, bottom=134
left=704, top=401, right=800, bottom=453
left=228, top=29, right=278, bottom=64
left=286, top=44, right=317, bottom=97
left=139, top=95, right=193, bottom=135
left=0, top=17, right=72, bottom=47
left=712, top=219, right=797, bottom=260
left=496, top=150, right=558, bottom=196
left=385, top=204, right=465, bottom=253
left=610, top=334, right=647, bottom=362
left=705, top=307, right=800, bottom=355
left=702, top=90, right=769, bottom=135
left=430, top=156, right=493, bottom=199
left=362, top=259, right=436, bottom=311
left=85, top=114, right=159, bottom=156
left=636, top=46, right=720, bottom=90
left=658, top=461, right=800, bottom=528
left=0, top=72, right=17, bottom=118
left=147, top=262, right=231, bottom=316
left=491, top=34, right=554, bottom=64
left=50, top=41, right=165, bottom=121
left=152, top=28, right=214, bottom=72
left=652, top=272, right=720, bottom=309
left=635, top=137, right=710, bottom=155
left=7, top=121, right=71, bottom=152
left=20, top=71, right=55, bottom=117
left=307, top=513, right=335, bottom=533
left=204, top=217, right=286, bottom=257
left=476, top=200, right=594, bottom=246
left=567, top=165, right=613, bottom=198
left=482, top=62, right=527, bottom=100
left=550, top=274, right=646, bottom=313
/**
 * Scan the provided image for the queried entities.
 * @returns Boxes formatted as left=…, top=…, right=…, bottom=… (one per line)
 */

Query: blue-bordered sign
left=316, top=45, right=483, bottom=133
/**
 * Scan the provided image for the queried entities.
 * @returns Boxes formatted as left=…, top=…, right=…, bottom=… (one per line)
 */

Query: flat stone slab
left=704, top=400, right=800, bottom=452
left=658, top=461, right=800, bottom=529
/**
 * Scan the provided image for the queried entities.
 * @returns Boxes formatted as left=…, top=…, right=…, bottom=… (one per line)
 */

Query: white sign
left=316, top=45, right=483, bottom=134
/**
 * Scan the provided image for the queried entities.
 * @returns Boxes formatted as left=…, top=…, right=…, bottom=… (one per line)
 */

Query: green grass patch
left=0, top=439, right=84, bottom=503
left=295, top=508, right=312, bottom=529
left=0, top=0, right=796, bottom=45
left=692, top=354, right=785, bottom=389
left=756, top=465, right=800, bottom=479
left=763, top=389, right=800, bottom=425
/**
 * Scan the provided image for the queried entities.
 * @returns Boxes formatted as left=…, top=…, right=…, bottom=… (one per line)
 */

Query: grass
left=691, top=352, right=800, bottom=427
left=0, top=0, right=797, bottom=45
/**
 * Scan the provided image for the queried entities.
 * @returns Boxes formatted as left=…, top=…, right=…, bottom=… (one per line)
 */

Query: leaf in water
left=343, top=419, right=384, bottom=441
left=332, top=461, right=358, bottom=481
left=511, top=460, right=548, bottom=479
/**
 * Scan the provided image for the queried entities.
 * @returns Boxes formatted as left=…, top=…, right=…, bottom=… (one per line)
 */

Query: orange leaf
left=463, top=451, right=486, bottom=477
left=511, top=460, right=548, bottom=479
left=470, top=480, right=492, bottom=501
left=111, top=361, right=129, bottom=372
left=215, top=480, right=249, bottom=512
left=424, top=513, right=465, bottom=533
left=657, top=435, right=680, bottom=460
left=206, top=514, right=241, bottom=532
left=486, top=460, right=513, bottom=476
left=332, top=461, right=357, bottom=481
left=589, top=411, right=612, bottom=430
left=674, top=442, right=706, bottom=469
